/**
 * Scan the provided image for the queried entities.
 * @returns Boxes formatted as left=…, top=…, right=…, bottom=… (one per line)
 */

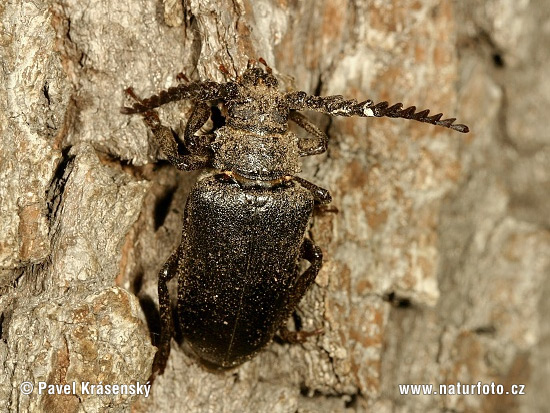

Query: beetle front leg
left=150, top=245, right=181, bottom=381
left=289, top=111, right=328, bottom=156
left=183, top=101, right=215, bottom=155
left=141, top=110, right=213, bottom=171
left=279, top=238, right=324, bottom=343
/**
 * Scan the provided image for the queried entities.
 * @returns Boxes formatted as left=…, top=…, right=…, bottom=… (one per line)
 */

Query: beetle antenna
left=121, top=81, right=227, bottom=114
left=287, top=92, right=469, bottom=133
left=359, top=100, right=469, bottom=133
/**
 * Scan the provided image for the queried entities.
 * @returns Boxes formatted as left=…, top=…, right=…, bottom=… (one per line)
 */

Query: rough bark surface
left=0, top=0, right=548, bottom=412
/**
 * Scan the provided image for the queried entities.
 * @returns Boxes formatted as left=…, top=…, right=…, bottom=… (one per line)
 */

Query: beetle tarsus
left=278, top=325, right=324, bottom=344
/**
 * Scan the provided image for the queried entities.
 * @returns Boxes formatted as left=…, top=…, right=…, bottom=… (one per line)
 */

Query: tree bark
left=1, top=0, right=548, bottom=412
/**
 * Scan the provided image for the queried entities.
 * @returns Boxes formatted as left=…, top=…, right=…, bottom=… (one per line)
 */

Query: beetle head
left=240, top=66, right=278, bottom=89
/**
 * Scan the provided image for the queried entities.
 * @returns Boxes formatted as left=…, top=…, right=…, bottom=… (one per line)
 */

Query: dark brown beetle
left=122, top=60, right=468, bottom=374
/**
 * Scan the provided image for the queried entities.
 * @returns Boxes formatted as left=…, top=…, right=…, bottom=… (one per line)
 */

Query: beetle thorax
left=212, top=126, right=301, bottom=181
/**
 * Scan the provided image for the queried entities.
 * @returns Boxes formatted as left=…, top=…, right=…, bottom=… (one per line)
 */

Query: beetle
left=121, top=59, right=468, bottom=375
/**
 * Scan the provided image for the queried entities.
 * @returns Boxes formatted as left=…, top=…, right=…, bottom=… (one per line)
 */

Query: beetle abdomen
left=178, top=174, right=314, bottom=368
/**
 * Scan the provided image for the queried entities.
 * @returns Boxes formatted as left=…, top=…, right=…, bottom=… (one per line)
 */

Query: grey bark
left=0, top=0, right=548, bottom=412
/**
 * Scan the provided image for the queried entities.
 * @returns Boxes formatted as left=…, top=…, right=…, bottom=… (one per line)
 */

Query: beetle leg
left=294, top=237, right=323, bottom=306
left=293, top=176, right=332, bottom=205
left=279, top=238, right=324, bottom=343
left=150, top=245, right=181, bottom=381
left=289, top=111, right=328, bottom=156
left=140, top=110, right=213, bottom=171
left=183, top=101, right=216, bottom=155
left=279, top=324, right=323, bottom=344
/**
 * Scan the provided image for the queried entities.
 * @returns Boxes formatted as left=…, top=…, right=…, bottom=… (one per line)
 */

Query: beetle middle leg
left=295, top=176, right=339, bottom=214
left=279, top=237, right=324, bottom=343
left=294, top=176, right=332, bottom=205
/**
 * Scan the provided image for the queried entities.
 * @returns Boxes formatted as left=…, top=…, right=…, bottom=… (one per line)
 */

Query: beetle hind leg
left=150, top=246, right=181, bottom=382
left=278, top=238, right=324, bottom=343
left=279, top=324, right=323, bottom=344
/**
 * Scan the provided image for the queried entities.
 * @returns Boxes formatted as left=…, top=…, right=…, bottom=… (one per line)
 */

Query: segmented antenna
left=121, top=81, right=226, bottom=114
left=121, top=86, right=185, bottom=114
left=358, top=100, right=469, bottom=133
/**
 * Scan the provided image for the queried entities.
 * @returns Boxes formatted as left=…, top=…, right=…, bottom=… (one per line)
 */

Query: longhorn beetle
left=122, top=59, right=468, bottom=375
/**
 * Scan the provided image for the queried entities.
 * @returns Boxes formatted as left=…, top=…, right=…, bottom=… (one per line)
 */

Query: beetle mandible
left=121, top=59, right=469, bottom=375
